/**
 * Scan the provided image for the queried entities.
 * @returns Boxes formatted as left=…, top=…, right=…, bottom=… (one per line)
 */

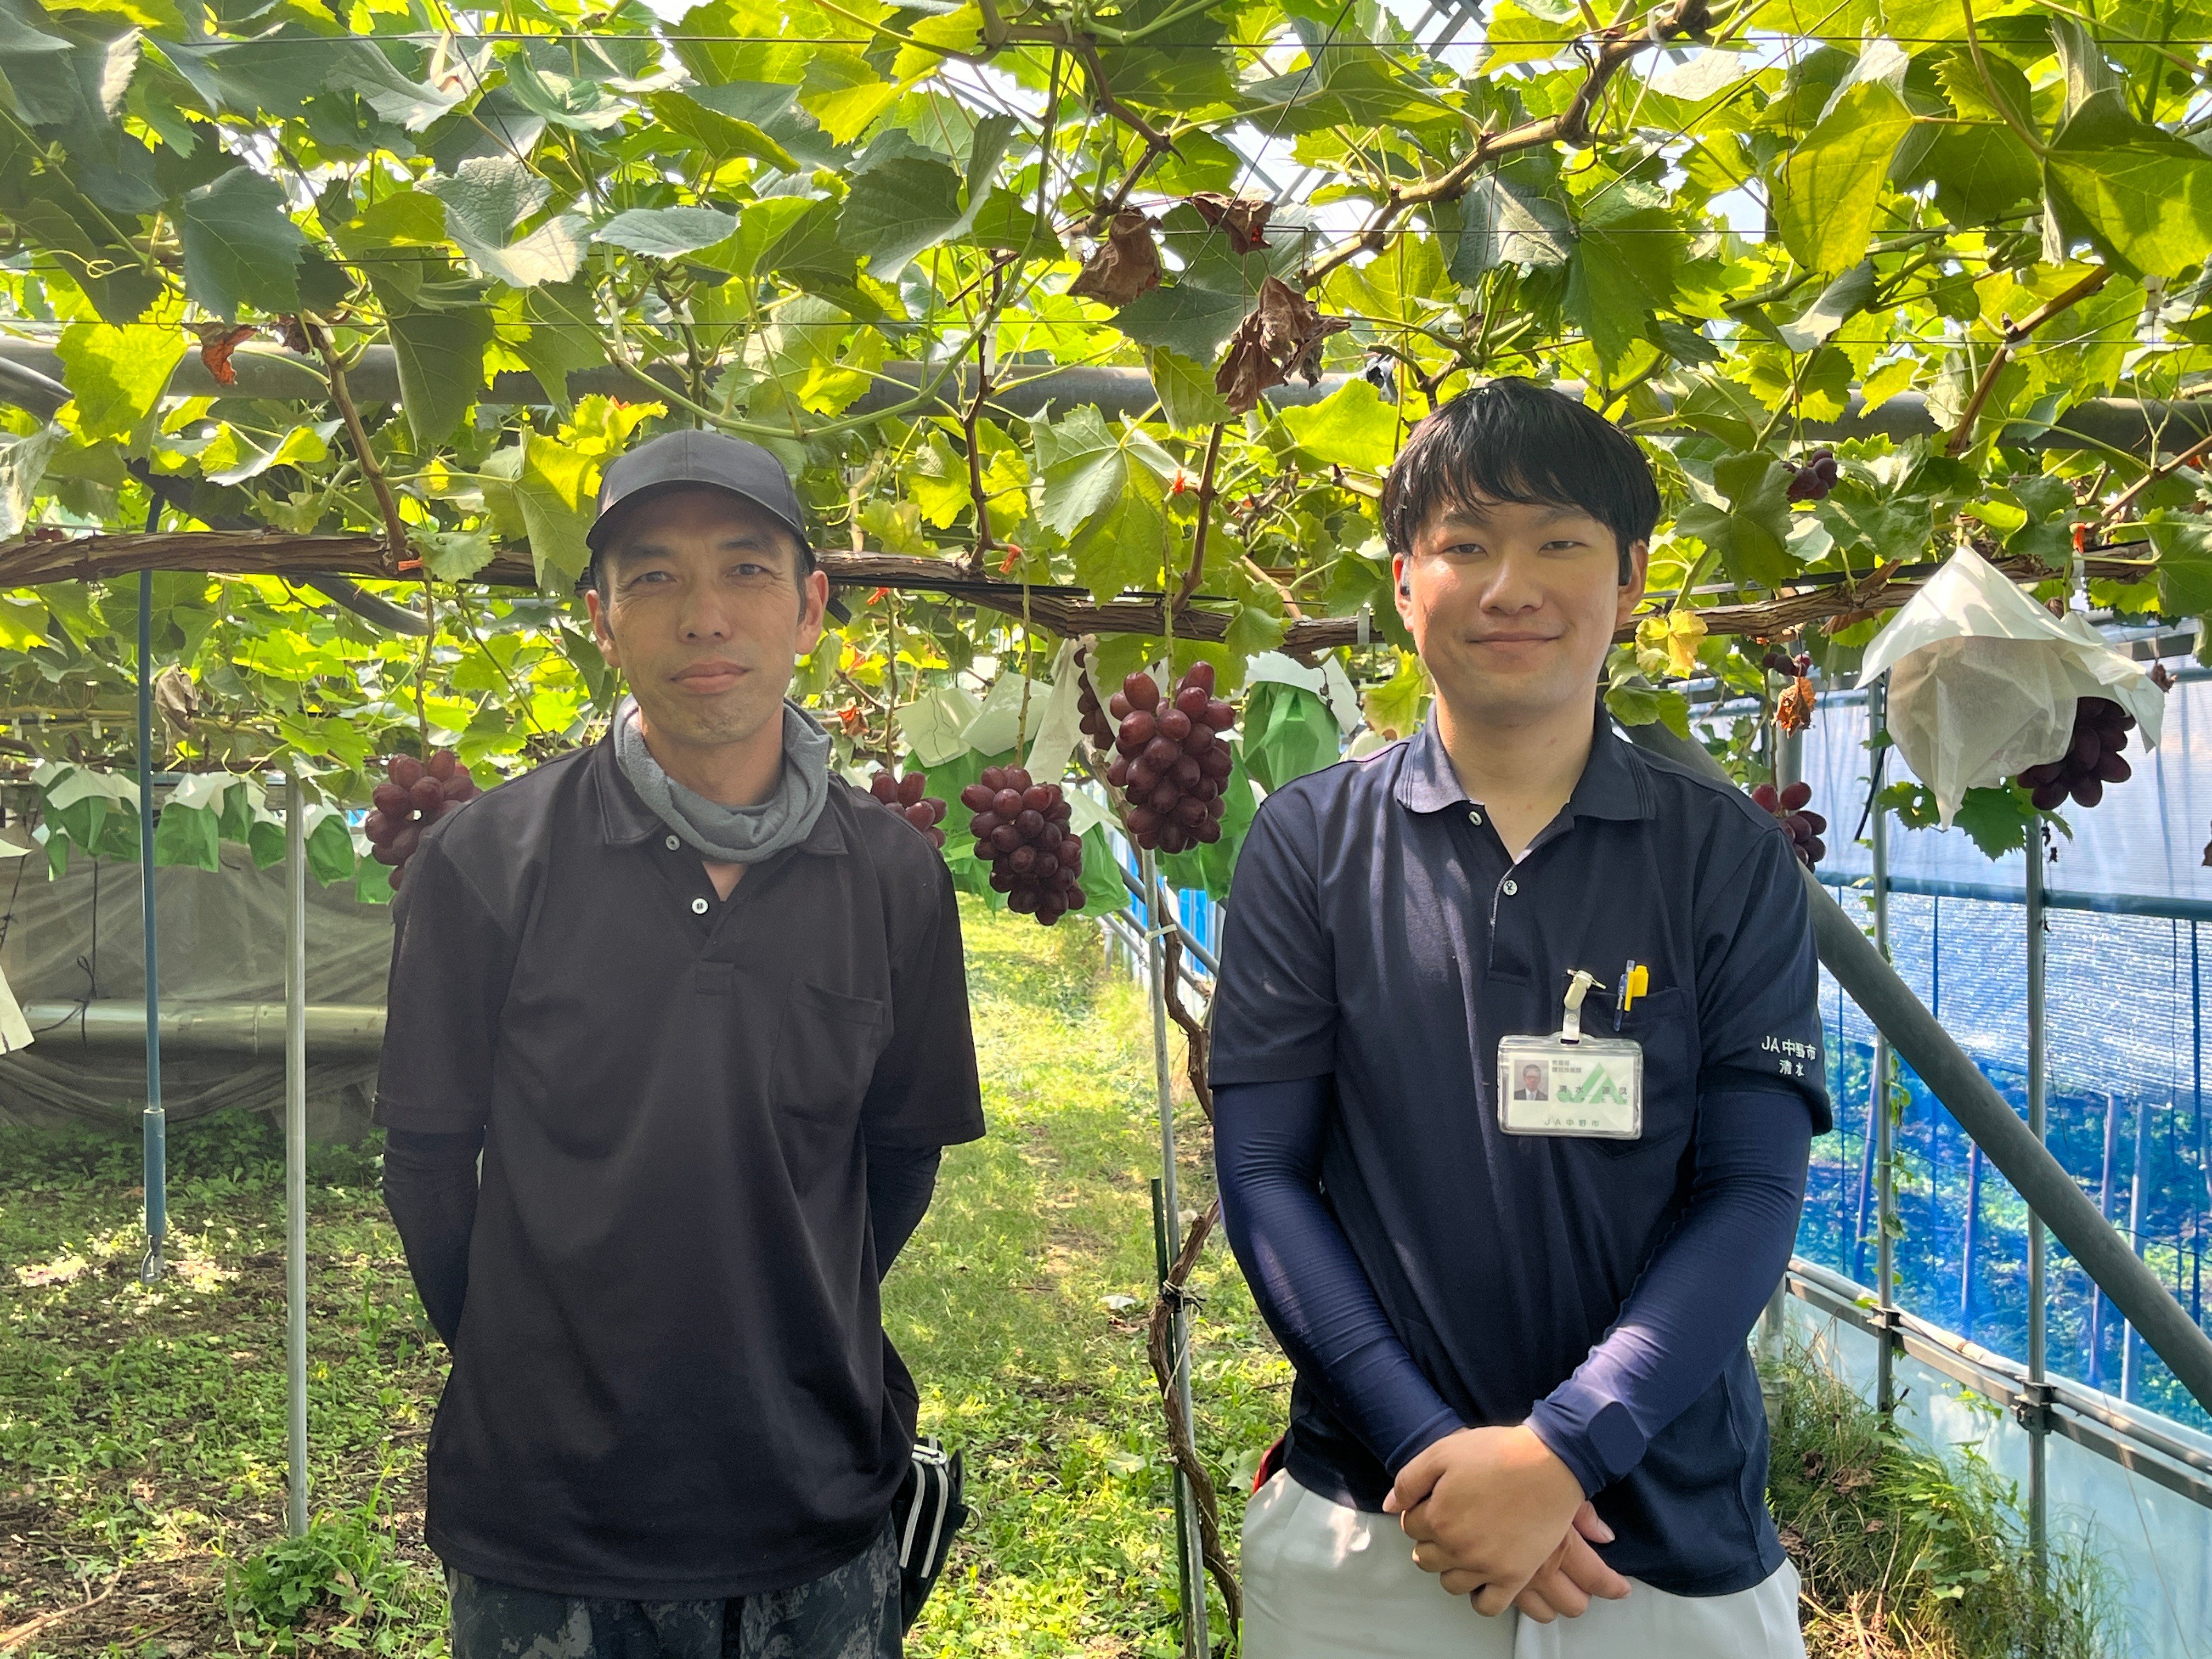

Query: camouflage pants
left=448, top=1519, right=902, bottom=1659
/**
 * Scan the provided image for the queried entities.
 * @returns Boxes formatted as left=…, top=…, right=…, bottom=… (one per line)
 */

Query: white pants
left=1240, top=1471, right=1806, bottom=1659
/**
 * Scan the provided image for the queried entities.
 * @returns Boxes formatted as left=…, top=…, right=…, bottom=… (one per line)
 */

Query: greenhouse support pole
left=2025, top=833, right=2049, bottom=1578
left=136, top=568, right=165, bottom=1286
left=284, top=774, right=310, bottom=1537
left=1757, top=721, right=1808, bottom=1364
left=1869, top=685, right=1896, bottom=1418
left=2121, top=1092, right=2150, bottom=1403
left=1620, top=718, right=2212, bottom=1415
left=1140, top=850, right=1205, bottom=1659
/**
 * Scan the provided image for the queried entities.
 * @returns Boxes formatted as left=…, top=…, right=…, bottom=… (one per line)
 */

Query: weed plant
left=1764, top=1345, right=2118, bottom=1659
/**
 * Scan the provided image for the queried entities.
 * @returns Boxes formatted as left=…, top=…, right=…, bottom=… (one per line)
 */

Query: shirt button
left=690, top=896, right=710, bottom=915
left=1468, top=809, right=1483, bottom=825
left=665, top=835, right=681, bottom=850
left=1502, top=878, right=1519, bottom=896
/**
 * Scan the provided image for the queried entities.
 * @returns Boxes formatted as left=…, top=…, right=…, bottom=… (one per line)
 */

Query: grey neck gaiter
left=612, top=695, right=831, bottom=864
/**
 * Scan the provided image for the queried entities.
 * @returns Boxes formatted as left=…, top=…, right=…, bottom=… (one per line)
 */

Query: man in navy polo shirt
left=1211, top=379, right=1826, bottom=1656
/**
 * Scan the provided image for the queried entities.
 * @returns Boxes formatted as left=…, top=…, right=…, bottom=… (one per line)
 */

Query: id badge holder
left=1497, top=970, right=1644, bottom=1140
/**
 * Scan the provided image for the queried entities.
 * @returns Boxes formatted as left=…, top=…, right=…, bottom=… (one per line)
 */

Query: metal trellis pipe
left=2025, top=831, right=2050, bottom=1575
left=1868, top=682, right=1895, bottom=1418
left=1621, top=719, right=2212, bottom=1417
left=284, top=774, right=310, bottom=1538
left=136, top=568, right=165, bottom=1286
left=1140, top=849, right=1207, bottom=1659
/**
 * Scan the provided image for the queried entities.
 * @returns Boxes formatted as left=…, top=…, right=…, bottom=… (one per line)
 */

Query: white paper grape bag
left=1856, top=545, right=2164, bottom=827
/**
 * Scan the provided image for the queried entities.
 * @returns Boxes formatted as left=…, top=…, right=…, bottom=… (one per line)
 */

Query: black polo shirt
left=1210, top=706, right=1827, bottom=1596
left=373, top=736, right=984, bottom=1601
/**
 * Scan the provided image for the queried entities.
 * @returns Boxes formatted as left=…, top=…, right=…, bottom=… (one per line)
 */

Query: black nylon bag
left=891, top=1436, right=968, bottom=1631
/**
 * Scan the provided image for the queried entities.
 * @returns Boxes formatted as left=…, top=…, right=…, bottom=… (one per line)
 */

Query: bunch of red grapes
left=866, top=768, right=947, bottom=849
left=2014, top=696, right=2135, bottom=810
left=1784, top=449, right=1839, bottom=503
left=1102, top=663, right=1234, bottom=854
left=364, top=750, right=481, bottom=888
left=1750, top=779, right=1827, bottom=868
left=957, top=766, right=1087, bottom=924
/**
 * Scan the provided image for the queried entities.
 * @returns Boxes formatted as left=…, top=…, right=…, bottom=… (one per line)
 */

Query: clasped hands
left=1383, top=1425, right=1632, bottom=1622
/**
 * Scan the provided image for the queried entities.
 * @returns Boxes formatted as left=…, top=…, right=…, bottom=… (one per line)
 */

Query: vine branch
left=1301, top=0, right=1714, bottom=290
left=1943, top=266, right=2111, bottom=455
left=308, top=319, right=410, bottom=577
left=1146, top=1198, right=1240, bottom=1632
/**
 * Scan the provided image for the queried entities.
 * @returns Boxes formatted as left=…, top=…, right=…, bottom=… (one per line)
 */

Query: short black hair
left=1381, top=379, right=1660, bottom=582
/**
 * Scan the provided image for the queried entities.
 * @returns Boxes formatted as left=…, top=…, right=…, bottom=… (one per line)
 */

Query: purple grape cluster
left=364, top=751, right=479, bottom=889
left=1101, top=663, right=1234, bottom=854
left=1785, top=449, right=1839, bottom=503
left=957, top=766, right=1087, bottom=924
left=866, top=769, right=947, bottom=849
left=1751, top=778, right=1827, bottom=867
left=2015, top=696, right=2134, bottom=810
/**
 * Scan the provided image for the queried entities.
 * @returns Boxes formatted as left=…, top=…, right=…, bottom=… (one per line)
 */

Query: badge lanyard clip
left=1560, top=969, right=1599, bottom=1045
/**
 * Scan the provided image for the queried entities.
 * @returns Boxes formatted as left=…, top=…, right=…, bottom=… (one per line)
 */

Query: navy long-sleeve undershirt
left=1214, top=1075, right=1814, bottom=1494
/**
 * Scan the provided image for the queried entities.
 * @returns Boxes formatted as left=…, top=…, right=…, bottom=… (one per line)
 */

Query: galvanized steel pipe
left=1623, top=720, right=2212, bottom=1414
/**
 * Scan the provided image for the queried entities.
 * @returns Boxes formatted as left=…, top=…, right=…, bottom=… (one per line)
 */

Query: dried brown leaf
left=1776, top=674, right=1816, bottom=733
left=1187, top=191, right=1273, bottom=255
left=1212, top=276, right=1350, bottom=415
left=189, top=323, right=258, bottom=386
left=1069, top=211, right=1162, bottom=307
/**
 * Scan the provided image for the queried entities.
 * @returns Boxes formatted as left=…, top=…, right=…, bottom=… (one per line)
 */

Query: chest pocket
left=767, top=979, right=890, bottom=1122
left=1594, top=985, right=1696, bottom=1159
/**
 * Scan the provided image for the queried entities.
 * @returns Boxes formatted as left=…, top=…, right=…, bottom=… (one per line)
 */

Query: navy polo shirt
left=1210, top=705, right=1828, bottom=1596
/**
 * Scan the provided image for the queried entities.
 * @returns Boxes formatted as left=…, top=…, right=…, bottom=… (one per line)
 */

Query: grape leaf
left=1146, top=348, right=1232, bottom=432
left=1672, top=452, right=1799, bottom=589
left=1111, top=282, right=1251, bottom=362
left=2044, top=91, right=2212, bottom=280
left=595, top=205, right=742, bottom=259
left=1775, top=80, right=1914, bottom=275
left=836, top=156, right=963, bottom=277
left=55, top=321, right=184, bottom=443
left=1278, top=379, right=1398, bottom=473
left=180, top=167, right=307, bottom=316
left=386, top=302, right=492, bottom=448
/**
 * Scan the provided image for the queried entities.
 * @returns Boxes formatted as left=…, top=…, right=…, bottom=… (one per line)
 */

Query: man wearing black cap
left=375, top=430, right=984, bottom=1658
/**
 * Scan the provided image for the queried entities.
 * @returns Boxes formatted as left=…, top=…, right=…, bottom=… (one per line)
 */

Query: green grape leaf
left=647, top=90, right=798, bottom=172
left=1111, top=282, right=1251, bottom=363
left=386, top=302, right=492, bottom=448
left=2044, top=91, right=2212, bottom=280
left=1146, top=348, right=1233, bottom=432
left=179, top=168, right=307, bottom=317
left=1278, top=379, right=1400, bottom=473
left=1775, top=80, right=1914, bottom=274
left=55, top=321, right=184, bottom=444
left=836, top=157, right=964, bottom=276
left=1672, top=452, right=1799, bottom=589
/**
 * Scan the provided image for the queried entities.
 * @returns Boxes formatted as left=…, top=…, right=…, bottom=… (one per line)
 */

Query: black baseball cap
left=586, top=430, right=810, bottom=556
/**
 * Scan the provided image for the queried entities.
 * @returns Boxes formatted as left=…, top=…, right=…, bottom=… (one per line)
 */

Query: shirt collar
left=591, top=733, right=849, bottom=856
left=1393, top=699, right=1652, bottom=823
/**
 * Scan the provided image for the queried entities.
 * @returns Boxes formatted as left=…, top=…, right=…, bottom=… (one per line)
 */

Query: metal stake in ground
left=136, top=567, right=165, bottom=1285
left=285, top=773, right=309, bottom=1537
left=1141, top=847, right=1206, bottom=1658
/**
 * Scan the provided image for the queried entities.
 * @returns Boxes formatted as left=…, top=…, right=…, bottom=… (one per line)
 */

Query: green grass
left=0, top=901, right=2118, bottom=1657
left=1764, top=1346, right=2119, bottom=1659
left=0, top=901, right=1284, bottom=1656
